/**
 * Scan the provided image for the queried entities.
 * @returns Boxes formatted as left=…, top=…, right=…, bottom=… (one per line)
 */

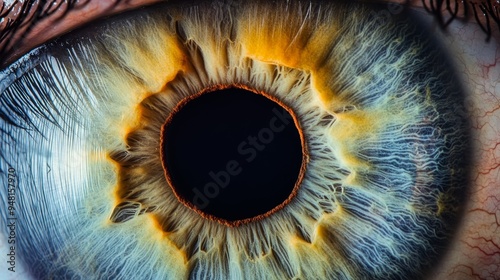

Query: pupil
left=161, top=86, right=305, bottom=224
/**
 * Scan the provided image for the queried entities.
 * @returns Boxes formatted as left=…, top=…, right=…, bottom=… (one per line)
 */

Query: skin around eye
left=0, top=1, right=498, bottom=280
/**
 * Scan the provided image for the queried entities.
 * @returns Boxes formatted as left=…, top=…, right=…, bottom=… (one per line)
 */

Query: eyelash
left=421, top=0, right=500, bottom=40
left=0, top=0, right=123, bottom=66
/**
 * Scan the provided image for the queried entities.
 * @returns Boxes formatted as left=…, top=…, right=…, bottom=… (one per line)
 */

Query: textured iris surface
left=0, top=1, right=469, bottom=279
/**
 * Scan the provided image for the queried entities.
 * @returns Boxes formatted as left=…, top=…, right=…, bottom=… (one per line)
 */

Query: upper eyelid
left=0, top=0, right=126, bottom=68
left=0, top=0, right=72, bottom=60
left=0, top=0, right=498, bottom=68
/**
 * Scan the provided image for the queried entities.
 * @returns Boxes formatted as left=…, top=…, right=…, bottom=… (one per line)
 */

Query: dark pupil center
left=162, top=87, right=304, bottom=223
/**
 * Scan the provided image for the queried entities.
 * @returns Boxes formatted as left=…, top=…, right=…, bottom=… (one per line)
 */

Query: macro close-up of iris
left=0, top=0, right=499, bottom=279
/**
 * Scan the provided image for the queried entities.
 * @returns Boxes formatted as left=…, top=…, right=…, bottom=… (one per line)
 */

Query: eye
left=2, top=0, right=498, bottom=276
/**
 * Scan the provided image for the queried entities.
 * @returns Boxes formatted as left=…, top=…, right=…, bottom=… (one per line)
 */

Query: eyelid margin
left=0, top=45, right=46, bottom=93
left=364, top=0, right=499, bottom=39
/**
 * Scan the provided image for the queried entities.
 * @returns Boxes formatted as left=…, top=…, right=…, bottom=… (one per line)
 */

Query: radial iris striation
left=0, top=0, right=469, bottom=279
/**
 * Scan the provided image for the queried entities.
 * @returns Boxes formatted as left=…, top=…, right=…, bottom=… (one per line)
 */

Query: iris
left=0, top=0, right=469, bottom=279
